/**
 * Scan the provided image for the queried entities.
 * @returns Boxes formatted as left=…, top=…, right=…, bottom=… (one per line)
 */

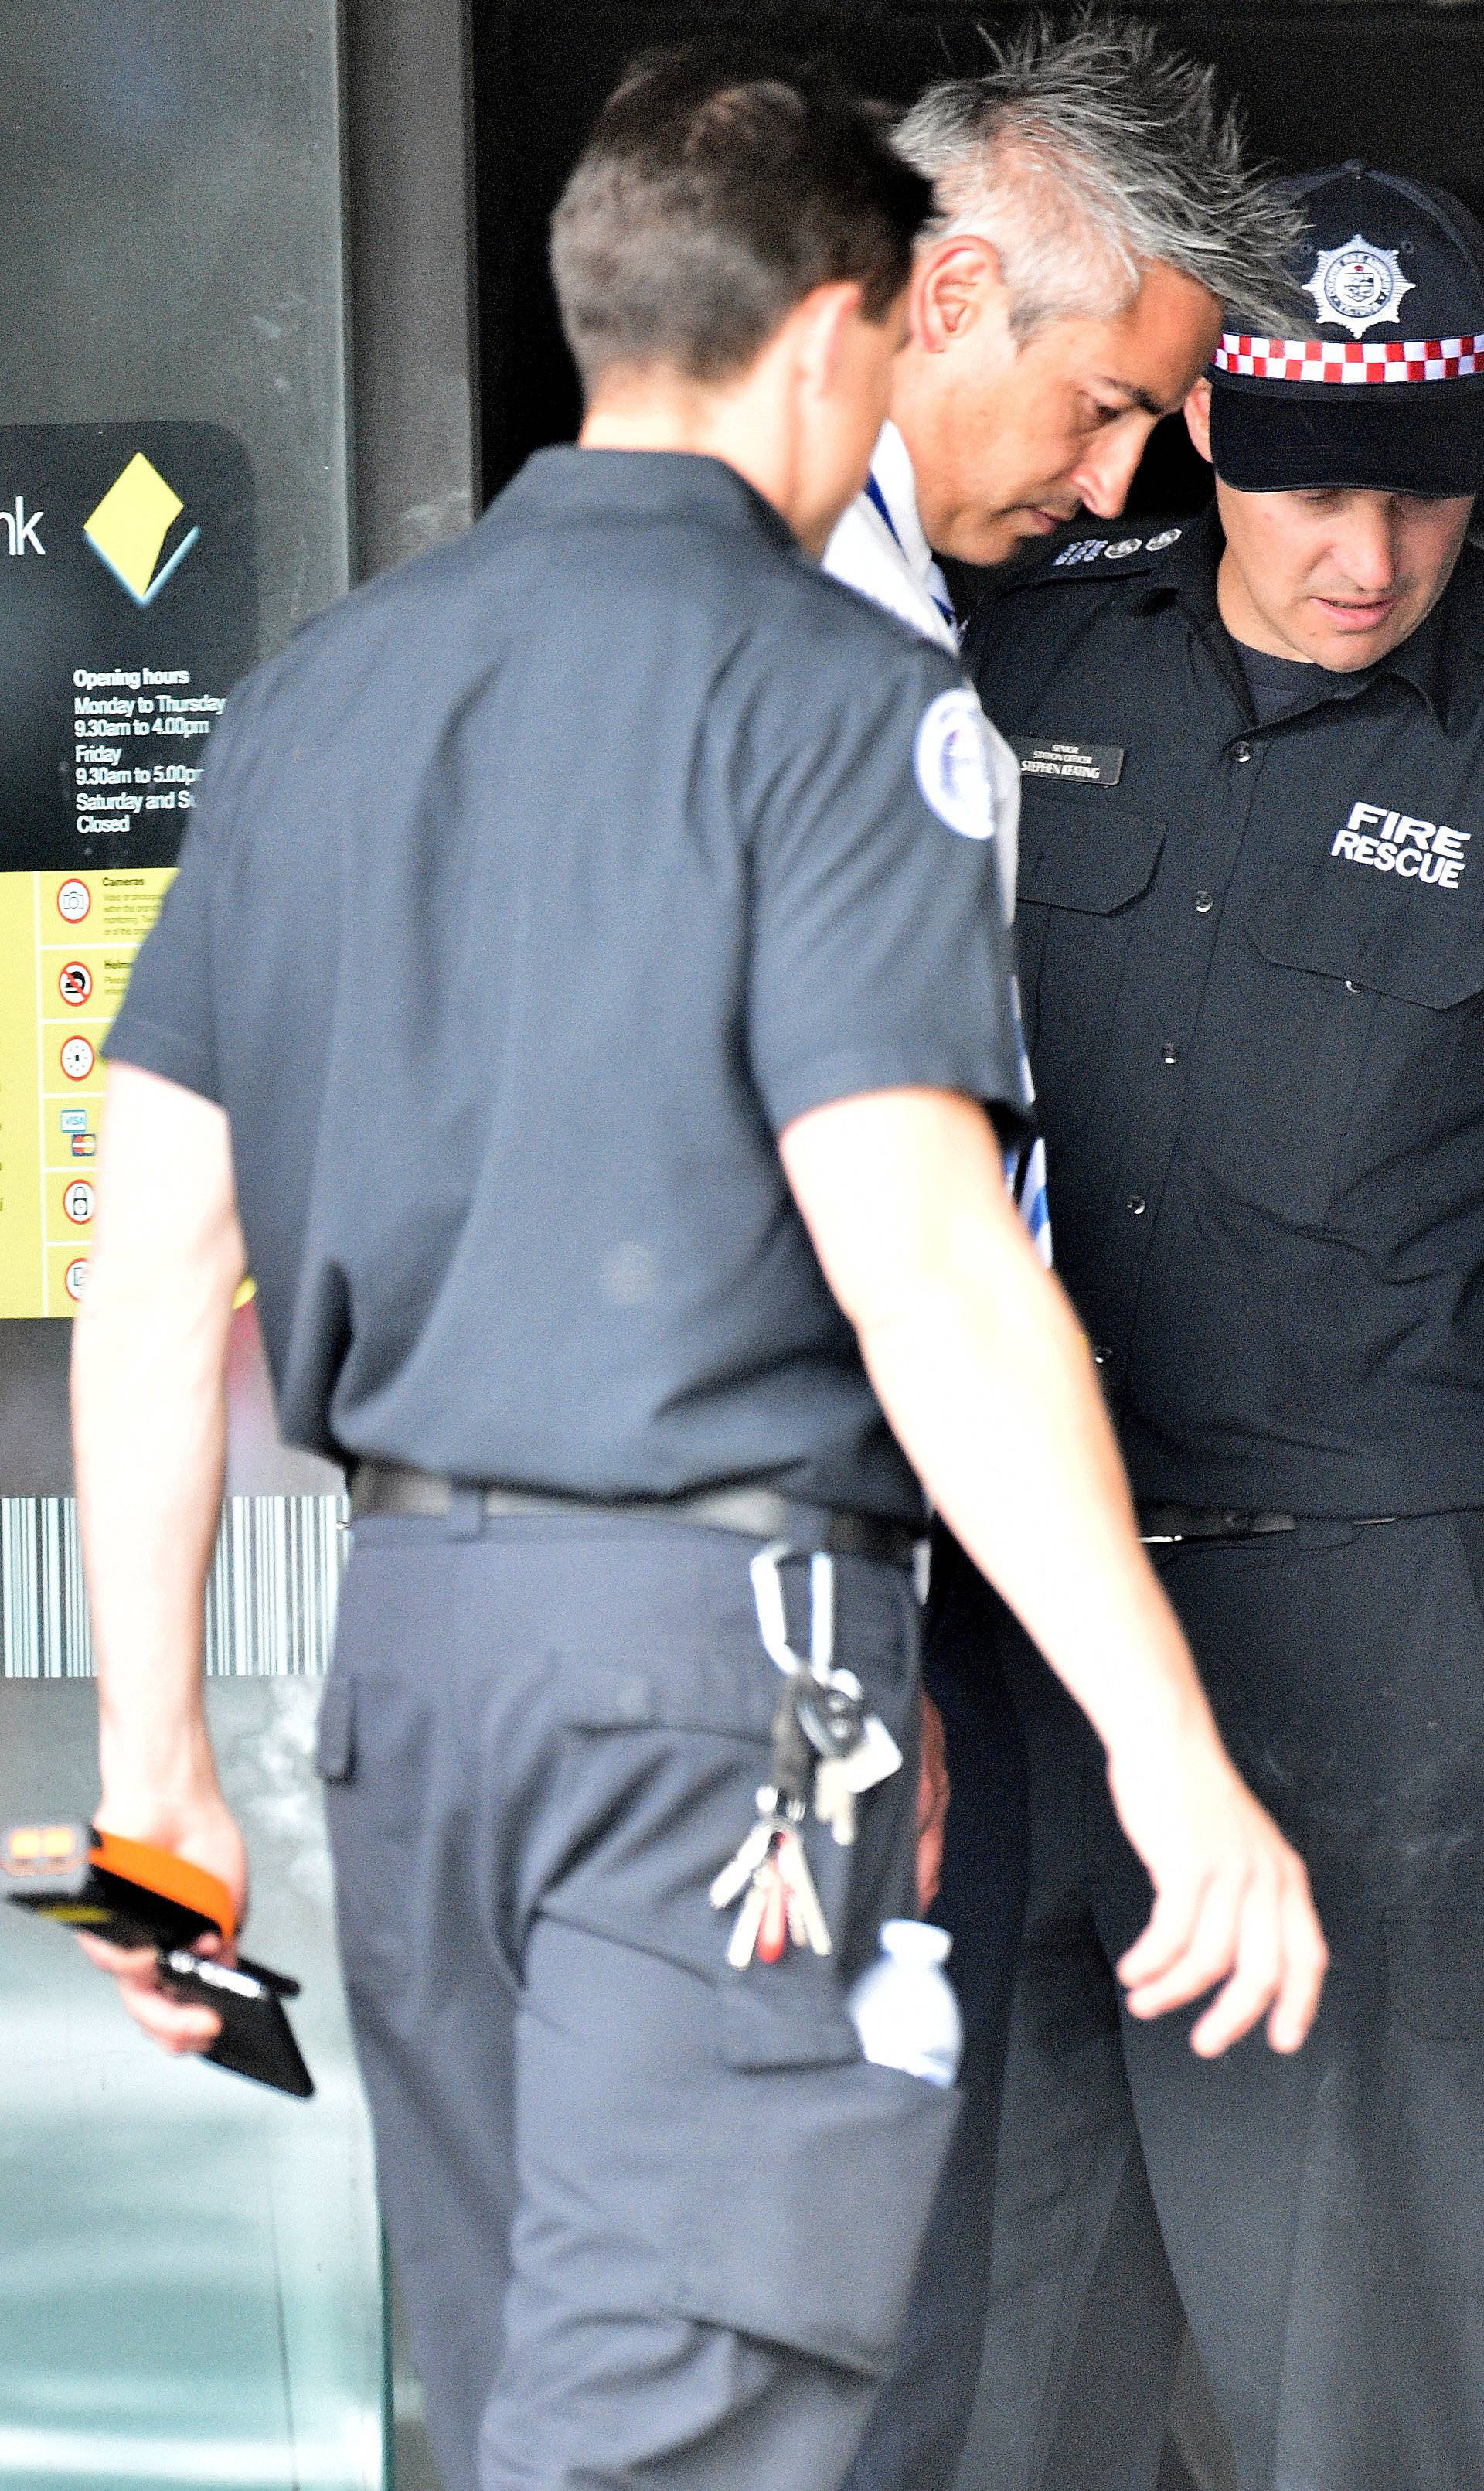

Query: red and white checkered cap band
left=1215, top=332, right=1484, bottom=383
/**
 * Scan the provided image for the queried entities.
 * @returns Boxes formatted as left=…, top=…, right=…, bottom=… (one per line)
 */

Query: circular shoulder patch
left=914, top=688, right=996, bottom=840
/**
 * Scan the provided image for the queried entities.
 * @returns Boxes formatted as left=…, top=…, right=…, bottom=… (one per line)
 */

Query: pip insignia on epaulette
left=1031, top=523, right=1186, bottom=580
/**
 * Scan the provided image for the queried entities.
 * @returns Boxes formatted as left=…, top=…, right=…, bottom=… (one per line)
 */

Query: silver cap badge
left=1303, top=234, right=1415, bottom=339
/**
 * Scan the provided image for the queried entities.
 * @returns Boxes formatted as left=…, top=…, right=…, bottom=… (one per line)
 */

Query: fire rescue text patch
left=1331, top=800, right=1471, bottom=887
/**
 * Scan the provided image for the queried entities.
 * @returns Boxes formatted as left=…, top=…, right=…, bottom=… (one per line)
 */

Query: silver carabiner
left=749, top=1541, right=836, bottom=1683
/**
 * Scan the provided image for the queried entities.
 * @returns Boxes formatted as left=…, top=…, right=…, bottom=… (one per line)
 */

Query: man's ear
left=1184, top=377, right=1214, bottom=465
left=914, top=232, right=1009, bottom=355
left=791, top=278, right=866, bottom=394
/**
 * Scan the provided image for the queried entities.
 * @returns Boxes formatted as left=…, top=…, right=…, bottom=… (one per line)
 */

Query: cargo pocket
left=1372, top=1906, right=1484, bottom=2295
left=672, top=1974, right=960, bottom=2376
left=1015, top=793, right=1164, bottom=1145
left=311, top=1666, right=421, bottom=1992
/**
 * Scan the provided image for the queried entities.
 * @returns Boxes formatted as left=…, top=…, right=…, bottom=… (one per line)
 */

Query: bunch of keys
left=752, top=1545, right=902, bottom=1848
left=709, top=1544, right=905, bottom=1969
left=709, top=1683, right=833, bottom=1966
left=710, top=1811, right=833, bottom=1966
left=800, top=1668, right=902, bottom=1847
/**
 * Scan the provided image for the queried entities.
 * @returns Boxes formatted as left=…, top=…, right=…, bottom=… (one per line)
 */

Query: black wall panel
left=471, top=2, right=1484, bottom=517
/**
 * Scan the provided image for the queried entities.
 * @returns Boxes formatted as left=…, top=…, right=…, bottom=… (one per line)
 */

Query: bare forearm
left=859, top=1231, right=1212, bottom=1758
left=73, top=1288, right=231, bottom=1806
left=71, top=1066, right=245, bottom=1819
left=779, top=1087, right=1211, bottom=1760
left=782, top=1091, right=1327, bottom=2054
left=68, top=1071, right=251, bottom=2047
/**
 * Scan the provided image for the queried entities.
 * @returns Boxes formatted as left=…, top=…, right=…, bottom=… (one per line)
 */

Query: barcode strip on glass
left=0, top=1497, right=349, bottom=1678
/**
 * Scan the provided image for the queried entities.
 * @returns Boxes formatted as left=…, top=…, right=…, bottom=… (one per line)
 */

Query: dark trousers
left=315, top=1509, right=958, bottom=2491
left=951, top=1512, right=1484, bottom=2491
left=846, top=1524, right=1031, bottom=2491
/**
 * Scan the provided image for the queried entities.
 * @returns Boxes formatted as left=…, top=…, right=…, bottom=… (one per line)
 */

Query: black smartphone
left=158, top=1950, right=315, bottom=2099
left=2, top=1820, right=315, bottom=2100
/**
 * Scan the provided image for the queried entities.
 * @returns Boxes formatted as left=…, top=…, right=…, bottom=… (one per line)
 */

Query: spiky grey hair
left=896, top=14, right=1308, bottom=342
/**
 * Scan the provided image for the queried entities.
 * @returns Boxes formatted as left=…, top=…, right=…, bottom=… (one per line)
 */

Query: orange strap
left=90, top=1828, right=237, bottom=1940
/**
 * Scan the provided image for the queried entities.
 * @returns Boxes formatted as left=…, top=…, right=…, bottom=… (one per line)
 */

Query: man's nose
left=1070, top=420, right=1155, bottom=521
left=1333, top=509, right=1401, bottom=595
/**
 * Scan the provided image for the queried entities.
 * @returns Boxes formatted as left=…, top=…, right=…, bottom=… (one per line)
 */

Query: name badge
left=1011, top=737, right=1125, bottom=788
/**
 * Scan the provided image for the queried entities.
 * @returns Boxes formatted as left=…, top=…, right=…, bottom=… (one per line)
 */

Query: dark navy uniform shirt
left=108, top=449, right=1023, bottom=1522
left=965, top=509, right=1484, bottom=1516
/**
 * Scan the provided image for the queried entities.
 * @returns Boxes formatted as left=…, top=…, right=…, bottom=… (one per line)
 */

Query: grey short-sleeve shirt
left=108, top=450, right=1023, bottom=1522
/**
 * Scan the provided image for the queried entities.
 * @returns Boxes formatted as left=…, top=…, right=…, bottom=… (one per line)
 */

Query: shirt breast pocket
left=1016, top=792, right=1165, bottom=1147
left=1189, top=862, right=1484, bottom=1227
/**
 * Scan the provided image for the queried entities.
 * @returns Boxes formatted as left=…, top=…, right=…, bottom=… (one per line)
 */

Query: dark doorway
left=471, top=1, right=1484, bottom=526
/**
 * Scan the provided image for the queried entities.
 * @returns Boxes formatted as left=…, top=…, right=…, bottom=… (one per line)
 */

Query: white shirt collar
left=865, top=423, right=958, bottom=642
left=819, top=424, right=1022, bottom=921
left=868, top=423, right=937, bottom=585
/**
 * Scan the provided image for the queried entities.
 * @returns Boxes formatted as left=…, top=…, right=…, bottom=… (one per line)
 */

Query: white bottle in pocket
left=847, top=1920, right=963, bottom=2087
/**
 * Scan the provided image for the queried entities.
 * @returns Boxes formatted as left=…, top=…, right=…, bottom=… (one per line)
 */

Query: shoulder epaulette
left=1010, top=521, right=1187, bottom=587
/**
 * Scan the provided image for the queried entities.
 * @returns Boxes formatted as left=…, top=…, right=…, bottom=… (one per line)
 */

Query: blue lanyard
left=863, top=472, right=957, bottom=634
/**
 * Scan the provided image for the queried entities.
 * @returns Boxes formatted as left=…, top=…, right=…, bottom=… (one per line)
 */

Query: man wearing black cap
left=948, top=165, right=1484, bottom=2490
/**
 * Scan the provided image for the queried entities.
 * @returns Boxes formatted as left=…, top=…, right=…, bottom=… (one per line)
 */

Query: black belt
left=1139, top=1504, right=1297, bottom=1545
left=349, top=1461, right=923, bottom=1567
left=1138, top=1503, right=1401, bottom=1545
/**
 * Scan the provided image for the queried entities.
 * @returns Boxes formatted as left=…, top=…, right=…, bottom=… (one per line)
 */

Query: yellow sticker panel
left=0, top=867, right=175, bottom=1316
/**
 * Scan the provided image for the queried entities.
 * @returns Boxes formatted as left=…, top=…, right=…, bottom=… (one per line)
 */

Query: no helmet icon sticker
left=59, top=961, right=93, bottom=1007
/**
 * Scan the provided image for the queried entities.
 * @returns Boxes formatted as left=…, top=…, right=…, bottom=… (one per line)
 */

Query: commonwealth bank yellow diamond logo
left=83, top=452, right=200, bottom=608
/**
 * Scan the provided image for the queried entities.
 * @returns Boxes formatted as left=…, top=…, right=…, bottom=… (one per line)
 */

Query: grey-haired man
left=826, top=26, right=1307, bottom=2491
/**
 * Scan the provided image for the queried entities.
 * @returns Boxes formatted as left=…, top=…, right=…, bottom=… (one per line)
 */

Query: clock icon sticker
left=60, top=1035, right=95, bottom=1082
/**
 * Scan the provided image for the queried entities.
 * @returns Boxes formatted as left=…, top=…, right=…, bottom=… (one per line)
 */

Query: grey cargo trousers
left=315, top=1507, right=958, bottom=2491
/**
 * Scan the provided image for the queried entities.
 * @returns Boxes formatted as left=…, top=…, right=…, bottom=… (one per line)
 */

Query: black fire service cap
left=1209, top=163, right=1484, bottom=496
